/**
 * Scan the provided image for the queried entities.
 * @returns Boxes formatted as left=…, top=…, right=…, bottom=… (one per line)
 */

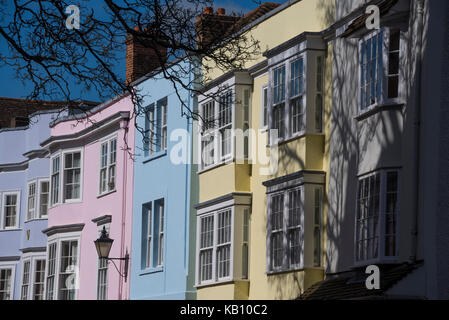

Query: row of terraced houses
left=1, top=0, right=448, bottom=300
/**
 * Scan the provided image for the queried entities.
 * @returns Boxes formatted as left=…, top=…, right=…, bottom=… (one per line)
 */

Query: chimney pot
left=216, top=8, right=226, bottom=15
left=204, top=6, right=213, bottom=14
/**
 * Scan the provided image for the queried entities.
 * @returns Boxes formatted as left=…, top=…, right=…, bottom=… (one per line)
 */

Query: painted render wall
left=0, top=111, right=58, bottom=300
left=46, top=97, right=135, bottom=300
left=327, top=0, right=449, bottom=299
left=197, top=0, right=334, bottom=300
left=130, top=61, right=197, bottom=300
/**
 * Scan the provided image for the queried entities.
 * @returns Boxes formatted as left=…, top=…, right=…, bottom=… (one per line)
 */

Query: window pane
left=64, top=152, right=81, bottom=200
left=356, top=174, right=381, bottom=262
left=273, top=103, right=285, bottom=140
left=385, top=172, right=398, bottom=257
left=97, top=258, right=108, bottom=300
left=27, top=183, right=36, bottom=220
left=21, top=261, right=31, bottom=300
left=290, top=97, right=304, bottom=134
left=0, top=269, right=12, bottom=300
left=33, top=260, right=46, bottom=300
left=217, top=210, right=231, bottom=279
left=40, top=181, right=49, bottom=217
left=59, top=240, right=78, bottom=300
left=4, top=194, right=17, bottom=227
left=273, top=66, right=286, bottom=104
left=271, top=194, right=284, bottom=270
left=46, top=243, right=57, bottom=300
left=199, top=215, right=214, bottom=283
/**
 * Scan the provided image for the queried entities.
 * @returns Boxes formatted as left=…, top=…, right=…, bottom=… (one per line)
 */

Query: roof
left=236, top=3, right=281, bottom=29
left=0, top=97, right=99, bottom=129
left=299, top=262, right=423, bottom=300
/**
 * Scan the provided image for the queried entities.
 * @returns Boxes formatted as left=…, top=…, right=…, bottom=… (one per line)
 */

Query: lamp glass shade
left=94, top=227, right=114, bottom=258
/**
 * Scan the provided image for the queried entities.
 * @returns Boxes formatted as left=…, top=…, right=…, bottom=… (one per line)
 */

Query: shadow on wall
left=327, top=0, right=424, bottom=275
left=263, top=0, right=338, bottom=300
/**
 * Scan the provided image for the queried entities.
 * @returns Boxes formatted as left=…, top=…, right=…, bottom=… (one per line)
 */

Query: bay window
left=355, top=170, right=399, bottom=264
left=20, top=255, right=46, bottom=300
left=268, top=188, right=303, bottom=272
left=359, top=28, right=401, bottom=112
left=44, top=236, right=80, bottom=300
left=99, top=137, right=117, bottom=195
left=267, top=36, right=326, bottom=144
left=200, top=90, right=234, bottom=169
left=50, top=149, right=83, bottom=205
left=264, top=171, right=325, bottom=273
left=195, top=194, right=251, bottom=286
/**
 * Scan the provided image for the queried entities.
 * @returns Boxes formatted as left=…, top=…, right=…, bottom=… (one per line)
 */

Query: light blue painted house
left=129, top=58, right=198, bottom=300
left=0, top=109, right=58, bottom=300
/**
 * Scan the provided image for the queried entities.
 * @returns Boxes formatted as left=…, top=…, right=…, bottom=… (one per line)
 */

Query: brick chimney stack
left=195, top=7, right=241, bottom=49
left=125, top=27, right=167, bottom=84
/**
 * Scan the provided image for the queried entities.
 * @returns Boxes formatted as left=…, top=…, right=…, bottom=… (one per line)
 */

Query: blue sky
left=0, top=0, right=285, bottom=102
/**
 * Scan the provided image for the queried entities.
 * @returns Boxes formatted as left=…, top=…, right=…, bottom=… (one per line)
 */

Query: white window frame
left=199, top=90, right=235, bottom=170
left=43, top=233, right=81, bottom=300
left=96, top=224, right=110, bottom=300
left=38, top=179, right=50, bottom=218
left=161, top=100, right=168, bottom=151
left=0, top=261, right=17, bottom=300
left=20, top=259, right=31, bottom=300
left=99, top=135, right=118, bottom=196
left=144, top=103, right=156, bottom=157
left=218, top=91, right=233, bottom=161
left=354, top=170, right=400, bottom=266
left=142, top=198, right=165, bottom=270
left=26, top=181, right=37, bottom=221
left=26, top=178, right=50, bottom=221
left=269, top=53, right=308, bottom=144
left=20, top=252, right=46, bottom=300
left=1, top=190, right=20, bottom=230
left=49, top=148, right=83, bottom=207
left=358, top=28, right=403, bottom=114
left=196, top=207, right=234, bottom=286
left=266, top=186, right=304, bottom=273
left=261, top=84, right=269, bottom=130
left=50, top=155, right=61, bottom=206
left=157, top=199, right=165, bottom=267
left=144, top=202, right=152, bottom=269
left=32, top=258, right=46, bottom=300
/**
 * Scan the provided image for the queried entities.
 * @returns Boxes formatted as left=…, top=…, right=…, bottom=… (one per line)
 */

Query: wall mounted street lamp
left=94, top=226, right=130, bottom=281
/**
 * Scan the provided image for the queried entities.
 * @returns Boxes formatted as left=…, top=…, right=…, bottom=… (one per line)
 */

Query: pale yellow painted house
left=194, top=0, right=334, bottom=300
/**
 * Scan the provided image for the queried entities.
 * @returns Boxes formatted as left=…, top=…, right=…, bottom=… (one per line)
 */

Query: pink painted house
left=40, top=96, right=135, bottom=300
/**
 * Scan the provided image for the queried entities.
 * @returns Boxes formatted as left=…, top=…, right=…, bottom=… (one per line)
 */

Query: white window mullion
left=282, top=191, right=289, bottom=270
left=212, top=211, right=218, bottom=282
left=230, top=207, right=234, bottom=281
